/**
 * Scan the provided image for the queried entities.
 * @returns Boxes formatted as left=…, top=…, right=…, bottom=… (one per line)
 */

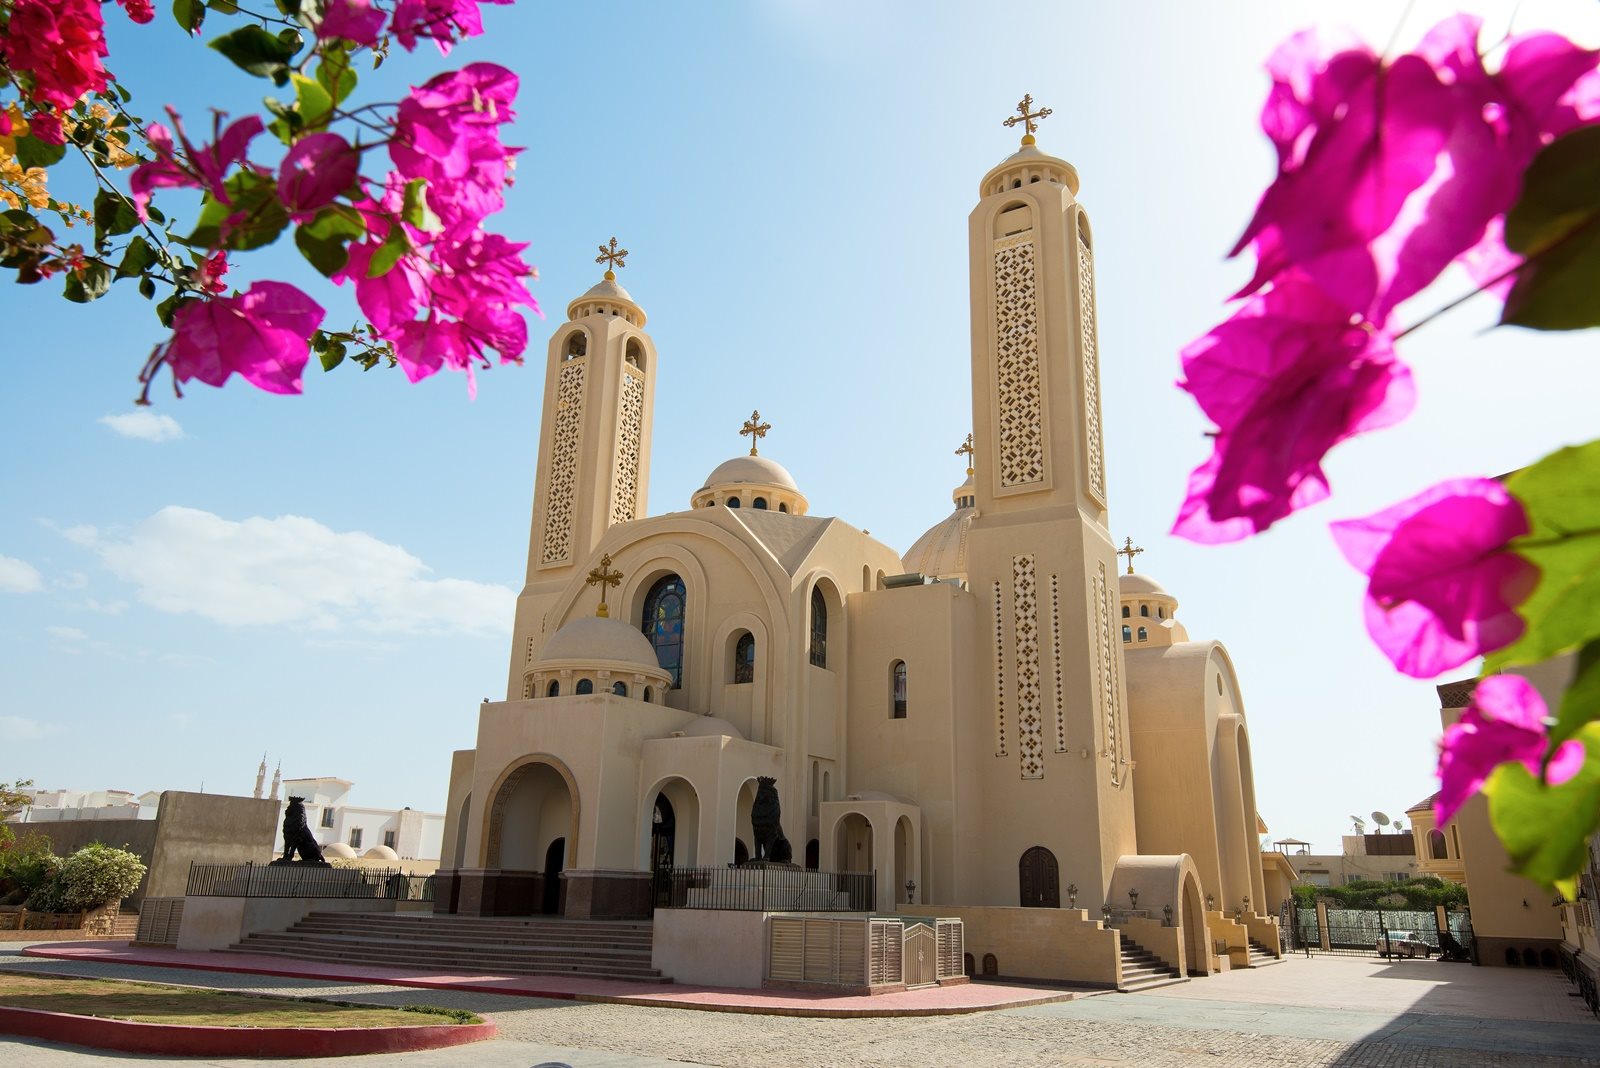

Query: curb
left=0, top=1004, right=496, bottom=1057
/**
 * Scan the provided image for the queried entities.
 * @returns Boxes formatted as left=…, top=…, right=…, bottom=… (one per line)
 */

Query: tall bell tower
left=962, top=99, right=1137, bottom=902
left=505, top=239, right=658, bottom=698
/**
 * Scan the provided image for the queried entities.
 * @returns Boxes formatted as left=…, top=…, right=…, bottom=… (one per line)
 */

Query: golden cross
left=1117, top=537, right=1144, bottom=576
left=585, top=553, right=624, bottom=617
left=595, top=236, right=629, bottom=280
left=955, top=433, right=975, bottom=476
left=1002, top=93, right=1052, bottom=144
left=740, top=410, right=771, bottom=456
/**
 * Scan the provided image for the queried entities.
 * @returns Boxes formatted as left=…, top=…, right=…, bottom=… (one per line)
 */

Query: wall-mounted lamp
left=906, top=879, right=916, bottom=905
left=1128, top=888, right=1140, bottom=909
left=1206, top=893, right=1215, bottom=911
left=1163, top=903, right=1174, bottom=927
left=1101, top=903, right=1113, bottom=921
left=1067, top=883, right=1078, bottom=908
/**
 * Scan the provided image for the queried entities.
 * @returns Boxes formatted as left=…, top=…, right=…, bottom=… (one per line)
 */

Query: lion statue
left=276, top=796, right=329, bottom=865
left=750, top=777, right=792, bottom=863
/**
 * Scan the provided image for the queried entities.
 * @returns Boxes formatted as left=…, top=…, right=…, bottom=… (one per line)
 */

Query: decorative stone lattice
left=1014, top=555, right=1043, bottom=779
left=993, top=237, right=1045, bottom=488
left=540, top=361, right=586, bottom=565
left=1079, top=236, right=1107, bottom=504
left=1051, top=573, right=1066, bottom=753
left=610, top=366, right=646, bottom=525
left=1094, top=561, right=1120, bottom=785
left=992, top=580, right=1007, bottom=756
left=526, top=635, right=536, bottom=664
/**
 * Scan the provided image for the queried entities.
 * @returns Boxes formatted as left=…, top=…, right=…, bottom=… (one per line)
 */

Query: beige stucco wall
left=651, top=907, right=770, bottom=987
left=903, top=903, right=1120, bottom=986
left=147, top=792, right=279, bottom=899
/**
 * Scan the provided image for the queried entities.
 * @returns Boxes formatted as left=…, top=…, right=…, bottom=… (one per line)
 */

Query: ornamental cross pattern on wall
left=1094, top=561, right=1120, bottom=785
left=993, top=238, right=1046, bottom=488
left=540, top=361, right=586, bottom=565
left=611, top=367, right=646, bottom=525
left=1079, top=236, right=1107, bottom=503
left=1051, top=573, right=1066, bottom=753
left=1014, top=555, right=1043, bottom=779
left=992, top=580, right=1007, bottom=756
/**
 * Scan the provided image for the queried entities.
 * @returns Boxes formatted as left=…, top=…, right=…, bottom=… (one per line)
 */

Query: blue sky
left=3, top=0, right=1598, bottom=853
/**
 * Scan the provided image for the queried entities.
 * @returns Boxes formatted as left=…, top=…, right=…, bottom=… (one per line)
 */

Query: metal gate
left=903, top=922, right=937, bottom=987
left=1288, top=901, right=1475, bottom=960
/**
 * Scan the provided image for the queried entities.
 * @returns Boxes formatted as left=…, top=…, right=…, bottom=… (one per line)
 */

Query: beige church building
left=433, top=111, right=1277, bottom=985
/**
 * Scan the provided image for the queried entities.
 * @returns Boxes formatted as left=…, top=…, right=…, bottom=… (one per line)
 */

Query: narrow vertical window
left=641, top=574, right=687, bottom=688
left=1137, top=626, right=1148, bottom=642
left=734, top=632, right=756, bottom=683
left=809, top=586, right=828, bottom=668
left=1122, top=625, right=1131, bottom=643
left=891, top=661, right=908, bottom=719
left=546, top=680, right=560, bottom=697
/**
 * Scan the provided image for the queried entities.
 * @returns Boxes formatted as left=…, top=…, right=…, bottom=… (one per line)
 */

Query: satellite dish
left=1393, top=821, right=1406, bottom=833
left=1350, top=815, right=1366, bottom=833
left=1372, top=810, right=1391, bottom=831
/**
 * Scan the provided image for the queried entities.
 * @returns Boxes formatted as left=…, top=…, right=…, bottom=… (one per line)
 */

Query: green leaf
left=93, top=190, right=140, bottom=246
left=319, top=340, right=347, bottom=372
left=116, top=236, right=158, bottom=279
left=291, top=73, right=333, bottom=133
left=209, top=26, right=300, bottom=82
left=63, top=263, right=113, bottom=304
left=303, top=204, right=365, bottom=241
left=315, top=45, right=358, bottom=107
left=14, top=134, right=66, bottom=170
left=366, top=220, right=409, bottom=278
left=273, top=0, right=301, bottom=17
left=1502, top=126, right=1600, bottom=331
left=1487, top=440, right=1600, bottom=669
left=207, top=0, right=238, bottom=11
left=187, top=171, right=290, bottom=252
left=294, top=223, right=350, bottom=277
left=400, top=178, right=428, bottom=229
left=1487, top=721, right=1600, bottom=895
left=172, top=0, right=205, bottom=35
left=138, top=276, right=157, bottom=299
left=155, top=292, right=185, bottom=328
left=1551, top=640, right=1600, bottom=751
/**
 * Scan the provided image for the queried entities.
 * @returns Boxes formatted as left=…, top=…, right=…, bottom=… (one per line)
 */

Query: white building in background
left=13, top=787, right=155, bottom=823
left=270, top=775, right=444, bottom=863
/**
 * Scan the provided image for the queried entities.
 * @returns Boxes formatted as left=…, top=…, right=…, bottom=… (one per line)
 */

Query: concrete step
left=303, top=912, right=652, bottom=933
left=222, top=943, right=669, bottom=981
left=287, top=923, right=653, bottom=950
left=240, top=934, right=655, bottom=965
left=1120, top=974, right=1190, bottom=992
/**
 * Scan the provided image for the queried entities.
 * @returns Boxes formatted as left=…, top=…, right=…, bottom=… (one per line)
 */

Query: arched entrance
left=484, top=759, right=578, bottom=916
left=643, top=777, right=700, bottom=870
left=1181, top=869, right=1209, bottom=975
left=651, top=795, right=676, bottom=876
left=543, top=837, right=565, bottom=915
left=836, top=813, right=873, bottom=873
left=894, top=817, right=912, bottom=904
left=1019, top=846, right=1060, bottom=908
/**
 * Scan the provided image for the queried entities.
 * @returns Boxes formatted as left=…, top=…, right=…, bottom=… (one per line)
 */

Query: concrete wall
left=902, top=903, right=1120, bottom=987
left=147, top=792, right=278, bottom=900
left=651, top=908, right=769, bottom=988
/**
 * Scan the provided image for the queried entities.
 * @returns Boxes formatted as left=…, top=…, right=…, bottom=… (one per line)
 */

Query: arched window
left=546, top=680, right=560, bottom=697
left=563, top=331, right=587, bottom=359
left=575, top=678, right=594, bottom=695
left=733, top=632, right=756, bottom=683
left=1429, top=828, right=1448, bottom=860
left=753, top=497, right=768, bottom=510
left=778, top=503, right=788, bottom=513
left=1140, top=604, right=1150, bottom=617
left=612, top=681, right=627, bottom=697
left=625, top=337, right=644, bottom=369
left=891, top=660, right=907, bottom=719
left=1121, top=605, right=1130, bottom=618
left=1158, top=607, right=1165, bottom=618
left=809, top=586, right=828, bottom=668
left=643, top=686, right=653, bottom=703
left=641, top=575, right=687, bottom=688
left=727, top=497, right=741, bottom=508
left=1137, top=627, right=1148, bottom=642
left=1122, top=625, right=1132, bottom=642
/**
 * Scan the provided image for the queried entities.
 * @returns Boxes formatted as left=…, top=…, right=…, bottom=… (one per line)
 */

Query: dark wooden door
left=542, top=837, right=565, bottom=915
left=1019, top=846, right=1060, bottom=908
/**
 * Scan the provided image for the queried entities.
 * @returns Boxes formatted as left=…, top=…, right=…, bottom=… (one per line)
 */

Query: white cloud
left=45, top=625, right=87, bottom=641
left=83, top=598, right=129, bottom=615
left=0, top=716, right=56, bottom=741
left=0, top=555, right=43, bottom=593
left=99, top=410, right=184, bottom=443
left=75, top=506, right=514, bottom=636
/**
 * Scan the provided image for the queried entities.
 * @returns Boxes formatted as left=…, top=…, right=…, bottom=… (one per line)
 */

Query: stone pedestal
left=451, top=868, right=543, bottom=916
left=562, top=869, right=652, bottom=919
left=430, top=869, right=461, bottom=915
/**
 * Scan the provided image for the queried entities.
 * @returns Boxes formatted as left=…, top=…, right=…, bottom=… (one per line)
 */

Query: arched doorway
left=543, top=837, right=565, bottom=915
left=894, top=817, right=912, bottom=904
left=836, top=813, right=873, bottom=873
left=484, top=759, right=578, bottom=907
left=651, top=794, right=676, bottom=877
left=1019, top=846, right=1059, bottom=908
left=1181, top=870, right=1209, bottom=975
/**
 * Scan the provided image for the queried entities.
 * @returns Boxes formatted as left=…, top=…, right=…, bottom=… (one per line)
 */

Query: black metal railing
left=186, top=862, right=434, bottom=901
left=652, top=866, right=874, bottom=912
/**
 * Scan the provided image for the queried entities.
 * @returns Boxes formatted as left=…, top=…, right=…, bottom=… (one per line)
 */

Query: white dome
left=578, top=276, right=634, bottom=304
left=362, top=845, right=399, bottom=860
left=700, top=454, right=799, bottom=492
left=322, top=842, right=357, bottom=858
left=1119, top=572, right=1172, bottom=598
left=901, top=477, right=975, bottom=580
left=539, top=615, right=660, bottom=670
left=681, top=716, right=744, bottom=740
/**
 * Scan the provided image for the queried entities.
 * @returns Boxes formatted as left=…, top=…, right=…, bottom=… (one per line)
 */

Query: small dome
left=322, top=842, right=357, bottom=858
left=902, top=476, right=975, bottom=581
left=539, top=615, right=660, bottom=670
left=566, top=274, right=646, bottom=327
left=981, top=141, right=1081, bottom=197
left=700, top=455, right=799, bottom=492
left=579, top=276, right=634, bottom=304
left=681, top=716, right=744, bottom=740
left=362, top=845, right=399, bottom=860
left=1119, top=572, right=1171, bottom=598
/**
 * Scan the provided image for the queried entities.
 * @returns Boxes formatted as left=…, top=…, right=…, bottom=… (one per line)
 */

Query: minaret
left=253, top=755, right=267, bottom=800
left=506, top=238, right=659, bottom=698
left=963, top=97, right=1136, bottom=901
left=269, top=762, right=281, bottom=802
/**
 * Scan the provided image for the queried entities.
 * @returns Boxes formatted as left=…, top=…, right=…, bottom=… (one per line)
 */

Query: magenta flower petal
left=166, top=281, right=324, bottom=395
left=318, top=0, right=386, bottom=46
left=1436, top=676, right=1581, bottom=826
left=278, top=132, right=360, bottom=219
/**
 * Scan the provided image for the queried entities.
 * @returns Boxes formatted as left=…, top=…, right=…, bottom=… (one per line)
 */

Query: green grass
left=0, top=972, right=482, bottom=1028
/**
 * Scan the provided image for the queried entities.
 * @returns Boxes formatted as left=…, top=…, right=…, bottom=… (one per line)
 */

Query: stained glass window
left=809, top=586, right=827, bottom=668
left=892, top=660, right=907, bottom=718
left=734, top=632, right=755, bottom=683
left=642, top=574, right=686, bottom=688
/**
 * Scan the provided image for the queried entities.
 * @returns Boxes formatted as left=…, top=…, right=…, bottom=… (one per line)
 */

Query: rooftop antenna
left=1350, top=815, right=1366, bottom=834
left=1371, top=810, right=1391, bottom=833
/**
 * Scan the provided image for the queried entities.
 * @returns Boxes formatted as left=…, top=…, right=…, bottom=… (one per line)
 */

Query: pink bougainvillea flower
left=196, top=252, right=229, bottom=295
left=1172, top=276, right=1414, bottom=543
left=277, top=132, right=360, bottom=219
left=337, top=234, right=432, bottom=334
left=1436, top=675, right=1585, bottom=826
left=1331, top=478, right=1538, bottom=678
left=390, top=64, right=518, bottom=226
left=27, top=111, right=64, bottom=146
left=317, top=0, right=386, bottom=46
left=0, top=0, right=109, bottom=111
left=163, top=281, right=325, bottom=395
left=116, top=0, right=156, bottom=24
left=130, top=112, right=264, bottom=222
left=389, top=0, right=510, bottom=55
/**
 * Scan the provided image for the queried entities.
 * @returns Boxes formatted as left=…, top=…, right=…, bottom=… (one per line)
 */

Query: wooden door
left=1019, top=846, right=1060, bottom=908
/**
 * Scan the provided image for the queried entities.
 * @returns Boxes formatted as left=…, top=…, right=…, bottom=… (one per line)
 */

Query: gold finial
left=955, top=433, right=975, bottom=476
left=740, top=410, right=772, bottom=456
left=1117, top=537, right=1145, bottom=576
left=1002, top=93, right=1052, bottom=146
left=595, top=236, right=629, bottom=281
left=585, top=553, right=624, bottom=617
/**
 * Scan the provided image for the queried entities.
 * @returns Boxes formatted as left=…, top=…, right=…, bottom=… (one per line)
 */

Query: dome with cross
left=690, top=410, right=809, bottom=514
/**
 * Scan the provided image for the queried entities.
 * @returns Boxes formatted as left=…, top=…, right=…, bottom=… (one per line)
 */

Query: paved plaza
left=3, top=943, right=1598, bottom=1066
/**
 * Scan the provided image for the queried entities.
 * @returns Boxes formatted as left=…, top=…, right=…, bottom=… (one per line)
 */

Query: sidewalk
left=22, top=941, right=1079, bottom=1018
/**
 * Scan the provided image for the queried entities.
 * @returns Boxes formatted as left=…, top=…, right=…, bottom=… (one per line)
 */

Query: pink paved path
left=21, top=942, right=1078, bottom=1018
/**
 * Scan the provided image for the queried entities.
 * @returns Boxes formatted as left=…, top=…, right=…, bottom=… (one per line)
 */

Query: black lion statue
left=750, top=776, right=792, bottom=863
left=276, top=796, right=329, bottom=865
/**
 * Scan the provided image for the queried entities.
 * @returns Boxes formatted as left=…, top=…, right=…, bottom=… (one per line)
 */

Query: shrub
left=24, top=843, right=146, bottom=913
left=0, top=831, right=59, bottom=905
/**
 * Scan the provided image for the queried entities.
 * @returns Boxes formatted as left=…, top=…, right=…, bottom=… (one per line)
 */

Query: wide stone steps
left=1117, top=935, right=1184, bottom=992
left=225, top=911, right=668, bottom=983
left=1246, top=937, right=1282, bottom=967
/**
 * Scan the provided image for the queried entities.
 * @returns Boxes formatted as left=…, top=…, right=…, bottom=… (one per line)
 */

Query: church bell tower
left=962, top=99, right=1136, bottom=901
left=506, top=239, right=658, bottom=698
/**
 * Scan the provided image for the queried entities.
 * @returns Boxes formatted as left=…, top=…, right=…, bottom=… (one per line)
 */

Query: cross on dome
left=956, top=433, right=975, bottom=476
left=740, top=410, right=771, bottom=456
left=1002, top=93, right=1052, bottom=145
left=1117, top=537, right=1144, bottom=575
left=585, top=553, right=624, bottom=617
left=595, top=236, right=629, bottom=281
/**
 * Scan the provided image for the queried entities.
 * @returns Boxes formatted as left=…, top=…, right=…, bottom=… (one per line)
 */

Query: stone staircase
left=1117, top=934, right=1184, bottom=991
left=224, top=911, right=669, bottom=983
left=1247, top=936, right=1282, bottom=968
left=110, top=909, right=140, bottom=940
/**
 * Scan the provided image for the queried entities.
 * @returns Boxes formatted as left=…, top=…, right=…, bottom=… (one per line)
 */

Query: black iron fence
left=653, top=866, right=874, bottom=912
left=186, top=862, right=433, bottom=901
left=1288, top=901, right=1474, bottom=960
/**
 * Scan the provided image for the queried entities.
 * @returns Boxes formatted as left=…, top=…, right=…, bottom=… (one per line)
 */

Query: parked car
left=1377, top=930, right=1432, bottom=958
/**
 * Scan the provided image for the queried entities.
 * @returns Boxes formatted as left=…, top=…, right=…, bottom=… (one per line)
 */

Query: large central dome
left=701, top=455, right=798, bottom=492
left=691, top=453, right=808, bottom=514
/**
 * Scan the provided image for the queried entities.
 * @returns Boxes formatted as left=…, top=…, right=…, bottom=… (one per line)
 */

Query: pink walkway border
left=21, top=941, right=1078, bottom=1018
